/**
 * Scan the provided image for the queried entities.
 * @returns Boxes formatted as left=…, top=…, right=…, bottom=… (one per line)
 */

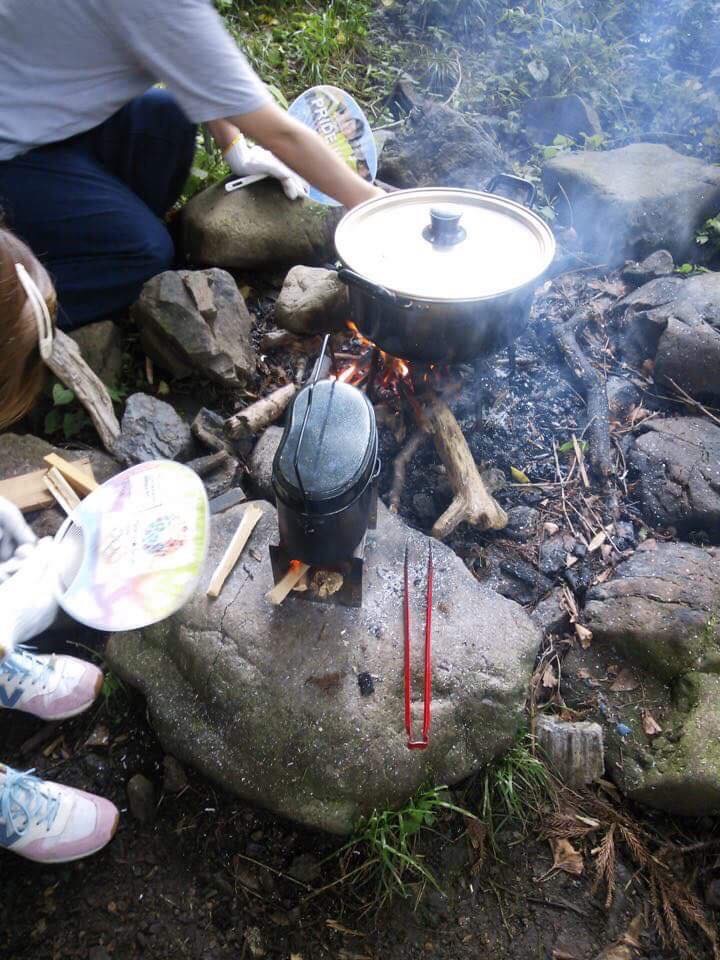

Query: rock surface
left=247, top=427, right=283, bottom=502
left=520, top=94, right=602, bottom=143
left=274, top=266, right=349, bottom=335
left=132, top=270, right=255, bottom=386
left=585, top=541, right=720, bottom=680
left=621, top=250, right=674, bottom=285
left=378, top=104, right=505, bottom=189
left=543, top=144, right=720, bottom=266
left=181, top=179, right=341, bottom=272
left=69, top=321, right=123, bottom=388
left=114, top=393, right=193, bottom=466
left=630, top=417, right=720, bottom=541
left=106, top=500, right=540, bottom=834
left=564, top=540, right=720, bottom=816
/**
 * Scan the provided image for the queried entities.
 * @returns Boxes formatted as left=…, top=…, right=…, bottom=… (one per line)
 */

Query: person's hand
left=224, top=134, right=308, bottom=201
left=0, top=535, right=80, bottom=659
left=0, top=498, right=36, bottom=563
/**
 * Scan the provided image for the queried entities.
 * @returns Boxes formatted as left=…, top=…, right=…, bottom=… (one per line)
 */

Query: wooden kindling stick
left=265, top=561, right=311, bottom=606
left=206, top=503, right=263, bottom=599
left=43, top=453, right=99, bottom=496
left=224, top=382, right=297, bottom=439
left=44, top=467, right=81, bottom=515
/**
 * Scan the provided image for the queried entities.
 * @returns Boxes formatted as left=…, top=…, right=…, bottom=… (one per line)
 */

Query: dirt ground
left=1, top=626, right=711, bottom=960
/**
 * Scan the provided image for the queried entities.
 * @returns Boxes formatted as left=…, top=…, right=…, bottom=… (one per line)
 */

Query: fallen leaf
left=549, top=838, right=584, bottom=876
left=642, top=710, right=662, bottom=736
left=552, top=950, right=580, bottom=960
left=588, top=530, right=607, bottom=552
left=544, top=521, right=560, bottom=536
left=575, top=623, right=593, bottom=648
left=511, top=466, right=530, bottom=484
left=562, top=585, right=579, bottom=618
left=610, top=667, right=639, bottom=692
left=576, top=668, right=591, bottom=679
left=542, top=664, right=558, bottom=688
left=595, top=913, right=643, bottom=960
left=566, top=553, right=579, bottom=568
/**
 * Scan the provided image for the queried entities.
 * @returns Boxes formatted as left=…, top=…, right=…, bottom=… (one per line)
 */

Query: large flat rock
left=181, top=178, right=341, bottom=272
left=543, top=144, right=720, bottom=266
left=585, top=540, right=720, bottom=680
left=629, top=417, right=720, bottom=542
left=107, top=501, right=540, bottom=834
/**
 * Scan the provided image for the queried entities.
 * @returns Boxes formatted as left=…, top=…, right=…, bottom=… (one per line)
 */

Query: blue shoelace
left=0, top=767, right=60, bottom=841
left=0, top=644, right=54, bottom=689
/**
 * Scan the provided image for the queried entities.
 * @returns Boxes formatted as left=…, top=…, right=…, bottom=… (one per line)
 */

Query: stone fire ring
left=107, top=501, right=539, bottom=834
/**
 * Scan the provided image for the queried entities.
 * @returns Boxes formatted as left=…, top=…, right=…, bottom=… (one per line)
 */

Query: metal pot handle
left=487, top=174, right=536, bottom=208
left=338, top=267, right=397, bottom=304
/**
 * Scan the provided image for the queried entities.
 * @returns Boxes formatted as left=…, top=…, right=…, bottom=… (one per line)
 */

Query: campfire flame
left=344, top=321, right=413, bottom=394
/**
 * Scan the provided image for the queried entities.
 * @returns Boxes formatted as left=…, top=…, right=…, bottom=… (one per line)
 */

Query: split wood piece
left=45, top=329, right=120, bottom=454
left=550, top=307, right=612, bottom=484
left=206, top=503, right=263, bottom=599
left=225, top=382, right=296, bottom=439
left=0, top=458, right=94, bottom=513
left=266, top=561, right=311, bottom=605
left=43, top=454, right=99, bottom=496
left=421, top=394, right=508, bottom=539
left=44, top=467, right=81, bottom=515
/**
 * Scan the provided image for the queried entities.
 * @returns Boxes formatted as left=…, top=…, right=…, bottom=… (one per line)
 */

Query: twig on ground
left=667, top=378, right=720, bottom=428
left=552, top=439, right=577, bottom=537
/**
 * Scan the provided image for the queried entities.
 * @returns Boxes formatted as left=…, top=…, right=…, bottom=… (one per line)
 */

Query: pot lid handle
left=423, top=207, right=466, bottom=247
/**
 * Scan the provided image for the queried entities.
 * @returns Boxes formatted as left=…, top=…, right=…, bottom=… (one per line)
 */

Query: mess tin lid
left=273, top=379, right=378, bottom=513
left=335, top=187, right=556, bottom=302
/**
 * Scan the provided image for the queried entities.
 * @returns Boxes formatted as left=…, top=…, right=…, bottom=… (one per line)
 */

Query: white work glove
left=0, top=534, right=80, bottom=660
left=224, top=134, right=308, bottom=201
left=0, top=498, right=36, bottom=563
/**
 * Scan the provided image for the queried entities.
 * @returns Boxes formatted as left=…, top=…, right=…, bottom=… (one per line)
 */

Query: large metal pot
left=335, top=176, right=556, bottom=364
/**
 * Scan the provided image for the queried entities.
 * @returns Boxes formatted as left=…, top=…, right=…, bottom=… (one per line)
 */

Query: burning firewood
left=225, top=382, right=296, bottom=439
left=421, top=394, right=508, bottom=538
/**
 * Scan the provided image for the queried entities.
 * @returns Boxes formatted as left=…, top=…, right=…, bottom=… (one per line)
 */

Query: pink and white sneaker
left=0, top=646, right=103, bottom=721
left=0, top=764, right=119, bottom=863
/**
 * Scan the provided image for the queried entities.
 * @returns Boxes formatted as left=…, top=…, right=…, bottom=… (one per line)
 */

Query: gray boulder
left=181, top=179, right=341, bottom=272
left=378, top=104, right=505, bottom=189
left=585, top=540, right=720, bottom=680
left=132, top=269, right=255, bottom=386
left=630, top=417, right=720, bottom=541
left=106, top=500, right=540, bottom=834
left=621, top=250, right=674, bottom=285
left=612, top=271, right=720, bottom=398
left=247, top=427, right=283, bottom=502
left=520, top=94, right=602, bottom=143
left=69, top=321, right=123, bottom=388
left=275, top=266, right=349, bottom=335
left=566, top=541, right=720, bottom=816
left=543, top=144, right=720, bottom=266
left=114, top=393, right=193, bottom=466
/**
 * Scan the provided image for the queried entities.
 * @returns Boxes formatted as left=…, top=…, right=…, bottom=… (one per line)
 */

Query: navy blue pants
left=0, top=89, right=197, bottom=330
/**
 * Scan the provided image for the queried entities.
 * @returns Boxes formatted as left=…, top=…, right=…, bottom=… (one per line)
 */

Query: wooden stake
left=45, top=329, right=120, bottom=454
left=225, top=382, right=296, bottom=439
left=44, top=467, right=81, bottom=514
left=265, top=561, right=311, bottom=605
left=206, top=503, right=263, bottom=599
left=421, top=394, right=508, bottom=539
left=43, top=454, right=99, bottom=496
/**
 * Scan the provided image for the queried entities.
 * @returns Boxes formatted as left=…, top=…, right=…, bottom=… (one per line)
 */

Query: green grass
left=340, top=785, right=475, bottom=908
left=476, top=734, right=553, bottom=852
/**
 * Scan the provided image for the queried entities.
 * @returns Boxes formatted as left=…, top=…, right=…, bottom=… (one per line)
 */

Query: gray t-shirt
left=0, top=0, right=272, bottom=160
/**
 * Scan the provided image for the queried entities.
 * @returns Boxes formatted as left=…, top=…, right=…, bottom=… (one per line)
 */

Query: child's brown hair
left=0, top=226, right=56, bottom=429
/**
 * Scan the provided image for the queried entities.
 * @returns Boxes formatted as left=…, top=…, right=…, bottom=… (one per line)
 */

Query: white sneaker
left=0, top=764, right=119, bottom=863
left=0, top=646, right=103, bottom=721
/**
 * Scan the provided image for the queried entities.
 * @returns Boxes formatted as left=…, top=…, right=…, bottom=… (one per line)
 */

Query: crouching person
left=0, top=227, right=118, bottom=862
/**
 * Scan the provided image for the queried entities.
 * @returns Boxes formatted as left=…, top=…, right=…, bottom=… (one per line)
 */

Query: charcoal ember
left=503, top=505, right=540, bottom=543
left=192, top=407, right=234, bottom=455
left=358, top=672, right=375, bottom=697
left=606, top=376, right=642, bottom=420
left=613, top=521, right=636, bottom=551
left=538, top=534, right=576, bottom=576
left=479, top=545, right=553, bottom=605
left=412, top=492, right=438, bottom=526
left=563, top=559, right=595, bottom=593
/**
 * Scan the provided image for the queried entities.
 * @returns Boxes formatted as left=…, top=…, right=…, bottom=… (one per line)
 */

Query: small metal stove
left=269, top=337, right=380, bottom=608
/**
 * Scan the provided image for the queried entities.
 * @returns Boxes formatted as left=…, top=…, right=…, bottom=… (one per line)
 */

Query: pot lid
left=273, top=380, right=377, bottom=513
left=335, top=187, right=556, bottom=301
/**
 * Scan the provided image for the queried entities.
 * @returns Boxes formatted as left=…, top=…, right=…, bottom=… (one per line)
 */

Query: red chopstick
left=404, top=541, right=433, bottom=750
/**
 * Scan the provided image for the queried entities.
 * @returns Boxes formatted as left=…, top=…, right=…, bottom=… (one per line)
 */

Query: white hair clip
left=15, top=262, right=54, bottom=361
